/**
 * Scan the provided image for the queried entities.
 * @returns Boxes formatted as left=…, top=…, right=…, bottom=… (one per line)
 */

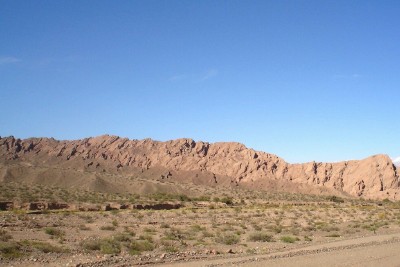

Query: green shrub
left=273, top=225, right=283, bottom=233
left=326, top=233, right=340, bottom=237
left=248, top=232, right=274, bottom=242
left=327, top=196, right=344, bottom=203
left=304, top=235, right=313, bottom=241
left=81, top=239, right=101, bottom=251
left=0, top=242, right=22, bottom=258
left=129, top=240, right=154, bottom=255
left=190, top=224, right=204, bottom=232
left=99, top=239, right=121, bottom=254
left=44, top=227, right=65, bottom=238
left=215, top=233, right=240, bottom=245
left=81, top=238, right=121, bottom=254
left=280, top=236, right=299, bottom=243
left=113, top=233, right=132, bottom=243
left=22, top=240, right=66, bottom=253
left=220, top=196, right=234, bottom=205
left=160, top=223, right=170, bottom=228
left=161, top=240, right=178, bottom=253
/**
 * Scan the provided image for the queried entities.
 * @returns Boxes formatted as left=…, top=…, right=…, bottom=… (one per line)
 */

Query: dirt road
left=160, top=233, right=400, bottom=267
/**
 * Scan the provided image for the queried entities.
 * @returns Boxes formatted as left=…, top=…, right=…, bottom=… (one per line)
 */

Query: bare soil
left=1, top=185, right=400, bottom=266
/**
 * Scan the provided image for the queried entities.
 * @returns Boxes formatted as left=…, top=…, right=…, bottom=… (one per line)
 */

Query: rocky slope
left=0, top=135, right=399, bottom=200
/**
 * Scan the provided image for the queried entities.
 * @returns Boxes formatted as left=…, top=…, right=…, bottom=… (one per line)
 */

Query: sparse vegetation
left=129, top=240, right=155, bottom=255
left=215, top=233, right=240, bottom=245
left=44, top=227, right=65, bottom=239
left=100, top=225, right=116, bottom=231
left=281, top=236, right=300, bottom=243
left=0, top=242, right=22, bottom=259
left=248, top=232, right=274, bottom=242
left=2, top=180, right=400, bottom=265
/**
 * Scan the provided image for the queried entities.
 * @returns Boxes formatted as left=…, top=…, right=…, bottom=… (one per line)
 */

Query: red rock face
left=0, top=135, right=398, bottom=200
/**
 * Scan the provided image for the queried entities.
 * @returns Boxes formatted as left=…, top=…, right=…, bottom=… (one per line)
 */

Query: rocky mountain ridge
left=0, top=135, right=398, bottom=200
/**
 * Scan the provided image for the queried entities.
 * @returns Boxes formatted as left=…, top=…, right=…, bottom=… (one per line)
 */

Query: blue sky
left=1, top=0, right=399, bottom=163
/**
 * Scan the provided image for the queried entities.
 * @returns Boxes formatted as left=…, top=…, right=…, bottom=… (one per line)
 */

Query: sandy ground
left=160, top=232, right=400, bottom=267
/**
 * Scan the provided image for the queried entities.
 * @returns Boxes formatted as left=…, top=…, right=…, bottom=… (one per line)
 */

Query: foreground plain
left=2, top=183, right=400, bottom=266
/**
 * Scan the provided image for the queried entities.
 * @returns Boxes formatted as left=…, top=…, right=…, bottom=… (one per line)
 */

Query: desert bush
left=326, top=233, right=341, bottom=237
left=163, top=228, right=195, bottom=241
left=44, top=227, right=65, bottom=239
left=113, top=232, right=132, bottom=243
left=191, top=224, right=205, bottom=232
left=215, top=233, right=240, bottom=245
left=327, top=196, right=345, bottom=203
left=99, top=239, right=121, bottom=254
left=79, top=215, right=94, bottom=223
left=201, top=230, right=214, bottom=238
left=22, top=240, right=66, bottom=253
left=129, top=240, right=154, bottom=255
left=81, top=239, right=101, bottom=251
left=0, top=230, right=12, bottom=242
left=267, top=225, right=282, bottom=233
left=251, top=223, right=262, bottom=231
left=193, top=195, right=211, bottom=202
left=163, top=229, right=180, bottom=241
left=161, top=240, right=179, bottom=253
left=304, top=235, right=313, bottom=241
left=316, top=222, right=339, bottom=232
left=248, top=232, right=274, bottom=242
left=81, top=238, right=121, bottom=254
left=123, top=228, right=136, bottom=237
left=100, top=225, right=116, bottom=231
left=0, top=242, right=21, bottom=258
left=138, top=234, right=154, bottom=242
left=160, top=222, right=170, bottom=228
left=143, top=227, right=156, bottom=233
left=280, top=236, right=299, bottom=243
left=220, top=196, right=234, bottom=205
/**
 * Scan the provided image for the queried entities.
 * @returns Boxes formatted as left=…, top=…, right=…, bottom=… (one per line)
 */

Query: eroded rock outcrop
left=0, top=135, right=398, bottom=200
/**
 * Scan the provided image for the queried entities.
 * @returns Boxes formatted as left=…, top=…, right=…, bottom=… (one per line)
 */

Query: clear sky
left=1, top=0, right=399, bottom=163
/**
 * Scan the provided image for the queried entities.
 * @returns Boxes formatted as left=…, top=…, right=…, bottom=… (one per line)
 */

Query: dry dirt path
left=159, top=232, right=400, bottom=267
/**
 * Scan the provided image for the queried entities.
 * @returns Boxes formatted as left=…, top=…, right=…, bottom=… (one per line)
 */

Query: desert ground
left=2, top=182, right=400, bottom=266
left=1, top=136, right=400, bottom=266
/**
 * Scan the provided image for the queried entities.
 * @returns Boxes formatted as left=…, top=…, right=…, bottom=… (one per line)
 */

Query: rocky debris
left=24, top=202, right=47, bottom=210
left=226, top=248, right=234, bottom=254
left=47, top=202, right=69, bottom=210
left=133, top=202, right=182, bottom=210
left=0, top=201, right=14, bottom=210
left=0, top=201, right=183, bottom=212
left=78, top=204, right=101, bottom=212
left=11, top=202, right=69, bottom=211
left=0, top=135, right=399, bottom=200
left=101, top=203, right=112, bottom=211
left=160, top=171, right=172, bottom=180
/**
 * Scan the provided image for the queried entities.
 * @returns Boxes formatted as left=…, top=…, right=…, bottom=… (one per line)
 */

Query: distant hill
left=0, top=135, right=399, bottom=200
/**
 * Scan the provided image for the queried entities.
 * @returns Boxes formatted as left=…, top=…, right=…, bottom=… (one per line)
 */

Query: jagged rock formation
left=0, top=135, right=399, bottom=200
